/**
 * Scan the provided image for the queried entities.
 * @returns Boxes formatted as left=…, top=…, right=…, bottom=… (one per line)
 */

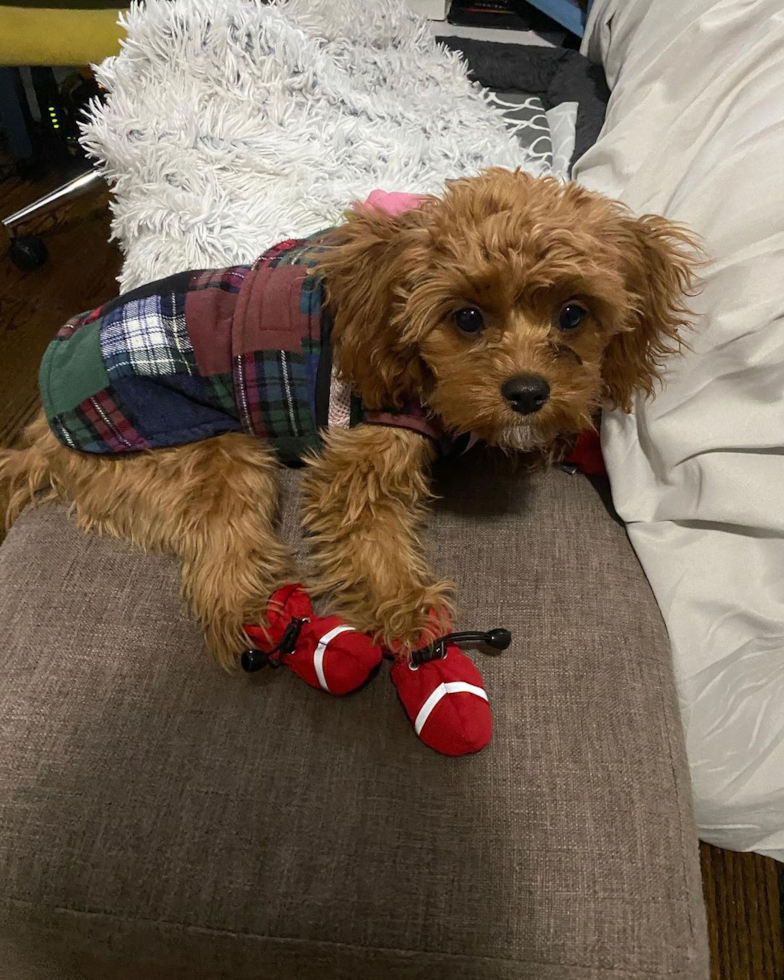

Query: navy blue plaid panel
left=100, top=290, right=197, bottom=381
left=110, top=374, right=244, bottom=448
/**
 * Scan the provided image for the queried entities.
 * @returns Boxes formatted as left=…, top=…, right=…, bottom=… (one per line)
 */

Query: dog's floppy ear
left=316, top=204, right=433, bottom=410
left=602, top=213, right=701, bottom=412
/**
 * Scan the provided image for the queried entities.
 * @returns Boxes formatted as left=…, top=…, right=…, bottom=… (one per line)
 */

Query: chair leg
left=1, top=169, right=106, bottom=234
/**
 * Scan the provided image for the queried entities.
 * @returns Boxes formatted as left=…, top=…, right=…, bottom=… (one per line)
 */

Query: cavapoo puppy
left=1, top=169, right=698, bottom=668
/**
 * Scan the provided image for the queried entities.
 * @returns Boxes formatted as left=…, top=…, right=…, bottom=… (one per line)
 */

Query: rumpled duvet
left=575, top=0, right=784, bottom=858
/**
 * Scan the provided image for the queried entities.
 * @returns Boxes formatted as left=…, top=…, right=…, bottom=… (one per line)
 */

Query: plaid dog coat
left=41, top=232, right=459, bottom=465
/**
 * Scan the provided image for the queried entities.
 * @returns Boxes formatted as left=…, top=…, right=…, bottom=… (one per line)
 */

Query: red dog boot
left=390, top=644, right=493, bottom=757
left=244, top=584, right=383, bottom=696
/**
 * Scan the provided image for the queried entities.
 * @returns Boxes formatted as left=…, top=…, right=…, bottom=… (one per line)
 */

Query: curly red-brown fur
left=319, top=168, right=701, bottom=440
left=1, top=169, right=702, bottom=664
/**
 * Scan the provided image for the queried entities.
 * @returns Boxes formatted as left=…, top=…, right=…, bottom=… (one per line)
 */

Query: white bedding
left=576, top=0, right=784, bottom=858
left=82, top=0, right=543, bottom=293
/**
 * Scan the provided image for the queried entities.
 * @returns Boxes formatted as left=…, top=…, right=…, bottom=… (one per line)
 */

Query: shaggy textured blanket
left=81, top=0, right=546, bottom=291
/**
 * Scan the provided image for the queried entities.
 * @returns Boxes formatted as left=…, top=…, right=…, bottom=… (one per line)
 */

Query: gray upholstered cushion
left=0, top=461, right=709, bottom=979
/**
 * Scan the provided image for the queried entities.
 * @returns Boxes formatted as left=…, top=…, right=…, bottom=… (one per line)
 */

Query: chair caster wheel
left=8, top=235, right=49, bottom=271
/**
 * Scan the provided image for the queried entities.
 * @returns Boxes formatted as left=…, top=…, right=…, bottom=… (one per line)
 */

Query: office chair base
left=2, top=169, right=105, bottom=234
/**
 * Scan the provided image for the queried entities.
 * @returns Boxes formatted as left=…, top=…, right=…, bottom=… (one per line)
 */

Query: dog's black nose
left=501, top=375, right=550, bottom=415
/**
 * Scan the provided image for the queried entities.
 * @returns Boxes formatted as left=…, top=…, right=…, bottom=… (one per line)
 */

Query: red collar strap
left=363, top=403, right=478, bottom=458
left=363, top=403, right=444, bottom=442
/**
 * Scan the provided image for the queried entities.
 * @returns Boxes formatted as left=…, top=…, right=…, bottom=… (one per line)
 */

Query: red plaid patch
left=255, top=239, right=303, bottom=268
left=82, top=389, right=147, bottom=452
left=189, top=267, right=247, bottom=292
left=56, top=305, right=104, bottom=339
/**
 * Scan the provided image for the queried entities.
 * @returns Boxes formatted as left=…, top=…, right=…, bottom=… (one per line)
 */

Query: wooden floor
left=0, top=168, right=122, bottom=449
left=701, top=845, right=783, bottom=980
left=1, top=168, right=783, bottom=980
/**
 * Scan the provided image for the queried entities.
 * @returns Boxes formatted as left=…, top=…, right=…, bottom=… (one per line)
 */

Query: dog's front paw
left=373, top=584, right=453, bottom=659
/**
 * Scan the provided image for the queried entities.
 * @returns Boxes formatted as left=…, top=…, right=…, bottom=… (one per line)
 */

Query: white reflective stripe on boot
left=414, top=681, right=488, bottom=735
left=313, top=625, right=356, bottom=692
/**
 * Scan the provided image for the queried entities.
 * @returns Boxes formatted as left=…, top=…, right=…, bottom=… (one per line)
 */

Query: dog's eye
left=557, top=303, right=587, bottom=331
left=453, top=307, right=485, bottom=335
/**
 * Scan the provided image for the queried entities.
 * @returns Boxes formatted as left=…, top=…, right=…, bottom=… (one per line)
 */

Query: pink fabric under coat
left=355, top=190, right=426, bottom=215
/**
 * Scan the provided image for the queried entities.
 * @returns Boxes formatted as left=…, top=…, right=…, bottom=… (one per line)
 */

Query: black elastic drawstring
left=240, top=617, right=309, bottom=673
left=410, top=628, right=512, bottom=667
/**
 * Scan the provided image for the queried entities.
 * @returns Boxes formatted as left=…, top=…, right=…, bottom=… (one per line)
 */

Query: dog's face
left=319, top=169, right=699, bottom=453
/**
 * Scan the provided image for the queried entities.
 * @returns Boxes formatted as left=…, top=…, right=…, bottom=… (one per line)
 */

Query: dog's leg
left=161, top=436, right=295, bottom=669
left=0, top=414, right=64, bottom=524
left=2, top=420, right=293, bottom=669
left=301, top=425, right=452, bottom=657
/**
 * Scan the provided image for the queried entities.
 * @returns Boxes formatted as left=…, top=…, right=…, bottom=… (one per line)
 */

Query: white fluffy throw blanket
left=82, top=0, right=543, bottom=291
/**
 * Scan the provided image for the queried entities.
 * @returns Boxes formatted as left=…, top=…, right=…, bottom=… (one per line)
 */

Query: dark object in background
left=0, top=67, right=36, bottom=167
left=1, top=65, right=101, bottom=179
left=59, top=68, right=103, bottom=151
left=1, top=66, right=106, bottom=271
left=439, top=37, right=610, bottom=169
left=449, top=0, right=566, bottom=37
left=28, top=67, right=71, bottom=165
